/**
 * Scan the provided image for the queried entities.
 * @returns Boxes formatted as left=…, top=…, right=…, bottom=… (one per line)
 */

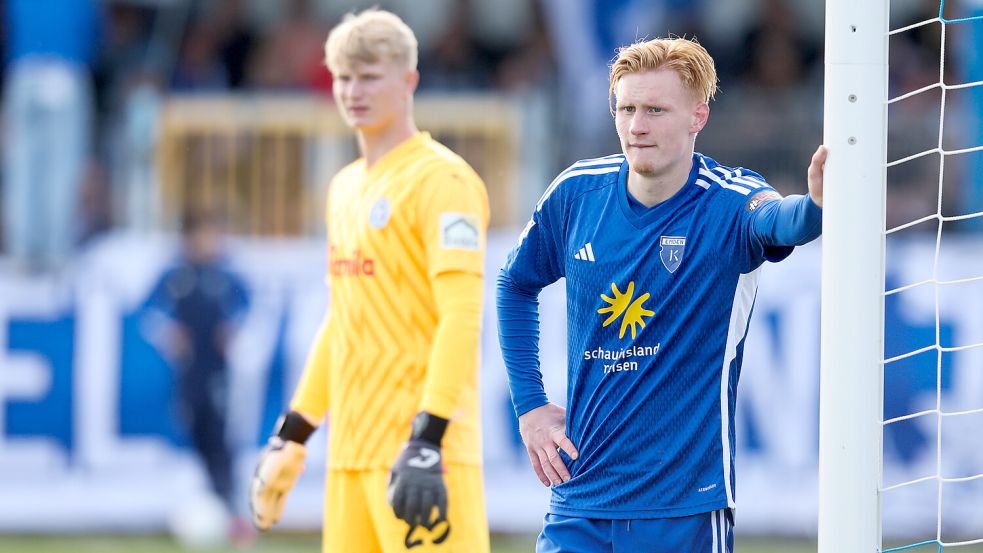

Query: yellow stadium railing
left=156, top=94, right=521, bottom=235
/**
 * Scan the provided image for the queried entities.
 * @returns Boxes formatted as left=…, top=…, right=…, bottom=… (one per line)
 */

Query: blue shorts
left=536, top=509, right=733, bottom=553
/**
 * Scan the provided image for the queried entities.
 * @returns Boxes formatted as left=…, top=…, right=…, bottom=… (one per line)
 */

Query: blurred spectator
left=77, top=159, right=112, bottom=245
left=737, top=0, right=819, bottom=90
left=700, top=0, right=822, bottom=193
left=0, top=4, right=5, bottom=92
left=883, top=0, right=970, bottom=229
left=211, top=0, right=259, bottom=90
left=96, top=2, right=185, bottom=233
left=171, top=19, right=228, bottom=92
left=2, top=0, right=102, bottom=271
left=247, top=0, right=329, bottom=90
left=476, top=0, right=555, bottom=91
left=956, top=2, right=983, bottom=230
left=93, top=4, right=159, bottom=137
left=417, top=0, right=554, bottom=92
left=0, top=0, right=965, bottom=243
left=114, top=71, right=165, bottom=232
left=143, top=206, right=250, bottom=539
left=418, top=1, right=492, bottom=90
left=540, top=0, right=703, bottom=161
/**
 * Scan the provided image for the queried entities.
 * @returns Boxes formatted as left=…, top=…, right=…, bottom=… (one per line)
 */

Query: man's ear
left=406, top=70, right=420, bottom=93
left=692, top=102, right=710, bottom=134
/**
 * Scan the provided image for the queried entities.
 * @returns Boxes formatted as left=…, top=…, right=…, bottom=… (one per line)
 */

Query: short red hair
left=609, top=37, right=719, bottom=113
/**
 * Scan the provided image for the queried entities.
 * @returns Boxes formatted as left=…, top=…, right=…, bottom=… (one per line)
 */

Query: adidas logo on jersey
left=573, top=243, right=596, bottom=262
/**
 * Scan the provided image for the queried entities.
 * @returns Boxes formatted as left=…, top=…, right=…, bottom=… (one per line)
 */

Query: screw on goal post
left=819, top=1, right=888, bottom=553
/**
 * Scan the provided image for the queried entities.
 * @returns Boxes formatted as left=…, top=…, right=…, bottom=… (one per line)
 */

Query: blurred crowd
left=1, top=0, right=980, bottom=272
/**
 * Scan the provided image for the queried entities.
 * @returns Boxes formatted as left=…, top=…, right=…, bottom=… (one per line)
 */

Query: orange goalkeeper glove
left=249, top=412, right=315, bottom=531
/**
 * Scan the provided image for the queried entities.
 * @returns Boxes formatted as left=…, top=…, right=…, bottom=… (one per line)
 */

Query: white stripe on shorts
left=719, top=510, right=726, bottom=552
left=711, top=510, right=718, bottom=553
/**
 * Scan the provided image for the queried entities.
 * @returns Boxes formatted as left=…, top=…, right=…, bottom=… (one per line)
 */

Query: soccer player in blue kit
left=496, top=37, right=827, bottom=552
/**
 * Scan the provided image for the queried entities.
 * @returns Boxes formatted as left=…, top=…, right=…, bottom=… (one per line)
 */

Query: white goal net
left=880, top=2, right=983, bottom=551
left=821, top=1, right=983, bottom=552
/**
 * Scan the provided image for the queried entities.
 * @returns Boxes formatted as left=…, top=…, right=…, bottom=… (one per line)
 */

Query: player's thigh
left=536, top=514, right=612, bottom=553
left=323, top=470, right=383, bottom=553
left=612, top=509, right=733, bottom=553
left=363, top=464, right=490, bottom=553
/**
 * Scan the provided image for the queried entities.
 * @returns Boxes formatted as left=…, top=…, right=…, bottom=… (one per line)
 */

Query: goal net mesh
left=881, top=1, right=983, bottom=551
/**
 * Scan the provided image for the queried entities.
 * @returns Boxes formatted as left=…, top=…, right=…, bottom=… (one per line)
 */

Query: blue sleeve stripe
left=733, top=168, right=766, bottom=182
left=698, top=168, right=752, bottom=196
left=699, top=157, right=769, bottom=195
left=732, top=176, right=765, bottom=189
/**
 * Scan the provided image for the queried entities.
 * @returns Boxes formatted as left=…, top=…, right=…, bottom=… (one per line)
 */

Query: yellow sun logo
left=597, top=281, right=655, bottom=339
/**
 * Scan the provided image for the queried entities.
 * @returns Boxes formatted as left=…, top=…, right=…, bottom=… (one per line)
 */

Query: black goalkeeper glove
left=387, top=412, right=450, bottom=545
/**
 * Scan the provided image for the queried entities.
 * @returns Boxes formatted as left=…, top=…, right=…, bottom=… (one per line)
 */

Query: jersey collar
left=363, top=131, right=429, bottom=177
left=616, top=154, right=702, bottom=229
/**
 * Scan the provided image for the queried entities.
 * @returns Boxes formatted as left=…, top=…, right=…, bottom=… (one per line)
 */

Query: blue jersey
left=498, top=152, right=820, bottom=519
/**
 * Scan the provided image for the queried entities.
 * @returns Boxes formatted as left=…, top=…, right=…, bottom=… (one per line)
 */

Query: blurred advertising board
left=1, top=232, right=981, bottom=537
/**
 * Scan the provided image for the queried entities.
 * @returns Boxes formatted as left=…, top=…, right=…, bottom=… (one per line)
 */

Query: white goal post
left=819, top=0, right=889, bottom=552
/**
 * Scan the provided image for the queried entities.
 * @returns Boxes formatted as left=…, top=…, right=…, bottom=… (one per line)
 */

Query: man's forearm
left=496, top=270, right=549, bottom=418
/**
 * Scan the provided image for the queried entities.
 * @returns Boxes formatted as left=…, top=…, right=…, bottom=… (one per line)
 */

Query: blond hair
left=324, top=9, right=418, bottom=72
left=609, top=37, right=718, bottom=112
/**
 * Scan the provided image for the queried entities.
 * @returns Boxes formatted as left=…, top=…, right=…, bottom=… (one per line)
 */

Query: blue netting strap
left=882, top=540, right=943, bottom=553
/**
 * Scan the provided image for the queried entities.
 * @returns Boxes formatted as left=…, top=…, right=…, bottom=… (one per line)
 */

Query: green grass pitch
left=1, top=534, right=980, bottom=552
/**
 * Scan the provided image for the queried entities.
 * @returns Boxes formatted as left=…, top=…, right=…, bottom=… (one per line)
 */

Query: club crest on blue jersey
left=369, top=197, right=391, bottom=229
left=659, top=236, right=686, bottom=273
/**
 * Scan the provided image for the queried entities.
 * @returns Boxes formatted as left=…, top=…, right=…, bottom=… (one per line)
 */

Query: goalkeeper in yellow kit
left=248, top=9, right=490, bottom=553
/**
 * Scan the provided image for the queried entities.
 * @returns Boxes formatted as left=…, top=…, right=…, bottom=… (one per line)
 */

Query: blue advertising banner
left=0, top=231, right=981, bottom=537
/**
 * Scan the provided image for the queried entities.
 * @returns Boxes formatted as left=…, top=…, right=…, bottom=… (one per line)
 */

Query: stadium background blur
left=2, top=0, right=983, bottom=551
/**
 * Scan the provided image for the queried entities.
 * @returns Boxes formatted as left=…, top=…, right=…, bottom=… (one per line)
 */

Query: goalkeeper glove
left=387, top=412, right=451, bottom=544
left=249, top=411, right=315, bottom=531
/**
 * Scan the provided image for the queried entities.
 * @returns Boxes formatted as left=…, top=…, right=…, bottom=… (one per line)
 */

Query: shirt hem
left=327, top=456, right=483, bottom=471
left=548, top=498, right=729, bottom=520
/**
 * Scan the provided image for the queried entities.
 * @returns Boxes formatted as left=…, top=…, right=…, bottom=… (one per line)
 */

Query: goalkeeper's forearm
left=249, top=411, right=318, bottom=531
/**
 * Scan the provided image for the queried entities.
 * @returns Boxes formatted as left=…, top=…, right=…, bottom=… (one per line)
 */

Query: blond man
left=497, top=37, right=827, bottom=552
left=249, top=9, right=490, bottom=553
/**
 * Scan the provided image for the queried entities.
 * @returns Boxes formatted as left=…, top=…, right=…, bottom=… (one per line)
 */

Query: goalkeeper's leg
left=323, top=470, right=384, bottom=553
left=325, top=464, right=488, bottom=553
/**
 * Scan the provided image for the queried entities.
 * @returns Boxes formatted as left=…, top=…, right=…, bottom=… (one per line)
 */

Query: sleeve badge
left=439, top=213, right=480, bottom=251
left=745, top=190, right=783, bottom=212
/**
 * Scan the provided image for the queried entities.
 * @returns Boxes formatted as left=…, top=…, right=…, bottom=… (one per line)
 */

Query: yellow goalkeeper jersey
left=291, top=132, right=488, bottom=470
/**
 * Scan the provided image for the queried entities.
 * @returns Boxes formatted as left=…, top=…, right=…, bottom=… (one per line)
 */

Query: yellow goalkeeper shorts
left=323, top=464, right=489, bottom=553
